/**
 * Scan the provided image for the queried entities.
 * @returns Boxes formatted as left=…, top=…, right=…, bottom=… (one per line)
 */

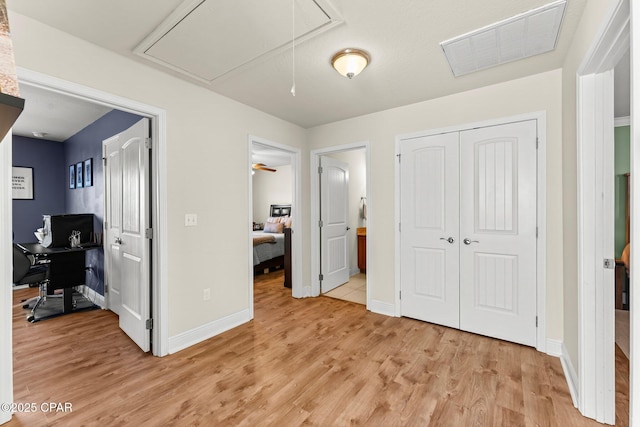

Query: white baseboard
left=546, top=338, right=563, bottom=357
left=76, top=285, right=105, bottom=308
left=368, top=299, right=396, bottom=317
left=350, top=268, right=361, bottom=276
left=560, top=341, right=579, bottom=408
left=168, top=309, right=252, bottom=354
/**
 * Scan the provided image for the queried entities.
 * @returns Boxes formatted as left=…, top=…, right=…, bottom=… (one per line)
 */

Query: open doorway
left=319, top=149, right=367, bottom=305
left=11, top=68, right=168, bottom=356
left=248, top=135, right=302, bottom=309
left=310, top=143, right=370, bottom=307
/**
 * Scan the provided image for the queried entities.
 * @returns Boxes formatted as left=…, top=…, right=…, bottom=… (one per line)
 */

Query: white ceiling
left=12, top=84, right=112, bottom=141
left=8, top=0, right=597, bottom=130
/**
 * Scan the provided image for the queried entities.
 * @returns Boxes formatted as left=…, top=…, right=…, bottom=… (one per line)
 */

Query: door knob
left=439, top=237, right=455, bottom=244
left=346, top=227, right=351, bottom=231
left=115, top=237, right=123, bottom=245
left=463, top=238, right=479, bottom=245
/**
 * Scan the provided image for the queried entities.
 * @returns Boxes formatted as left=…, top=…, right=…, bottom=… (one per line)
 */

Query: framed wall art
left=84, top=158, right=93, bottom=187
left=69, top=164, right=76, bottom=189
left=76, top=161, right=83, bottom=188
left=12, top=166, right=33, bottom=200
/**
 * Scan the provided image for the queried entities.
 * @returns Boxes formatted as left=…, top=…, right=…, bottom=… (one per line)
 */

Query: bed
left=253, top=204, right=292, bottom=287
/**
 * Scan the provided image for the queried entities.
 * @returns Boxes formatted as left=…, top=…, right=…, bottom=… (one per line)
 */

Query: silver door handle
left=440, top=237, right=455, bottom=244
left=463, top=238, right=479, bottom=245
left=115, top=237, right=123, bottom=245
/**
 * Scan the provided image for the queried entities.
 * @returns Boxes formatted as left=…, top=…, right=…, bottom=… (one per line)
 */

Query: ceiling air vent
left=440, top=0, right=566, bottom=77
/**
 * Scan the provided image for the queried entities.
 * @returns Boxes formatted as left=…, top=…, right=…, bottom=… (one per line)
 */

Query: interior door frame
left=15, top=67, right=169, bottom=357
left=310, top=142, right=371, bottom=302
left=0, top=131, right=14, bottom=425
left=248, top=135, right=302, bottom=302
left=575, top=0, right=630, bottom=422
left=394, top=111, right=548, bottom=353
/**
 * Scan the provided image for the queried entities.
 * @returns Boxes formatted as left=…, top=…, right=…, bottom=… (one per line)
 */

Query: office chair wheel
left=26, top=315, right=35, bottom=323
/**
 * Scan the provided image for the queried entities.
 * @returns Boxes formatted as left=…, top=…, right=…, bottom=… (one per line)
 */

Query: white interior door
left=400, top=132, right=460, bottom=328
left=399, top=120, right=538, bottom=347
left=320, top=156, right=350, bottom=293
left=459, top=121, right=538, bottom=347
left=103, top=118, right=151, bottom=352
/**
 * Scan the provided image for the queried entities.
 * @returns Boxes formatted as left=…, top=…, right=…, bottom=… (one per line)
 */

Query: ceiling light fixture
left=331, top=48, right=370, bottom=79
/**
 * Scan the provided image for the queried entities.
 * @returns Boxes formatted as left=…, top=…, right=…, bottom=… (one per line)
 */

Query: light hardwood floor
left=8, top=271, right=629, bottom=426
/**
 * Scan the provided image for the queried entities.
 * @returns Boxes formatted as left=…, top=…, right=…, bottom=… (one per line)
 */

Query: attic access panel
left=137, top=0, right=339, bottom=83
left=440, top=0, right=566, bottom=77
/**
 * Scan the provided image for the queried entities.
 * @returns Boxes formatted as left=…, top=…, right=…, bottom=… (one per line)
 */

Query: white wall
left=305, top=69, right=564, bottom=341
left=6, top=11, right=307, bottom=338
left=252, top=164, right=292, bottom=224
left=326, top=149, right=366, bottom=274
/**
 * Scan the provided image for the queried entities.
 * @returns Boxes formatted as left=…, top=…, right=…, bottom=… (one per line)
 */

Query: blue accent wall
left=12, top=109, right=143, bottom=296
left=12, top=136, right=66, bottom=242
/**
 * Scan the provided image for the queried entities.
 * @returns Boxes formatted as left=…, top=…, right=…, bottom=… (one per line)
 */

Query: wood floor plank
left=7, top=272, right=629, bottom=426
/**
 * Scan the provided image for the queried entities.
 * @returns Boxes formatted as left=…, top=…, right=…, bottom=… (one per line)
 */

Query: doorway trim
left=575, top=0, right=629, bottom=423
left=394, top=111, right=547, bottom=352
left=16, top=67, right=169, bottom=357
left=310, top=142, right=371, bottom=304
left=248, top=135, right=302, bottom=302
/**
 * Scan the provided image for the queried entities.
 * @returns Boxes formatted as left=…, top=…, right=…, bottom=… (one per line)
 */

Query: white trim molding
left=168, top=309, right=252, bottom=354
left=368, top=299, right=396, bottom=317
left=76, top=285, right=106, bottom=308
left=560, top=342, right=579, bottom=408
left=0, top=132, right=13, bottom=425
left=615, top=116, right=631, bottom=127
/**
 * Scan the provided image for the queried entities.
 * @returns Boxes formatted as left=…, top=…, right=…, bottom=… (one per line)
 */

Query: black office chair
left=13, top=244, right=50, bottom=313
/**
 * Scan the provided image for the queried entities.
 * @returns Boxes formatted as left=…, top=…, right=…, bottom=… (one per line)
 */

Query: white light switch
left=185, top=213, right=198, bottom=226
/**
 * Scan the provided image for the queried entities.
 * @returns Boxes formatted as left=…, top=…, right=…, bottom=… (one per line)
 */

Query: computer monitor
left=43, top=214, right=95, bottom=248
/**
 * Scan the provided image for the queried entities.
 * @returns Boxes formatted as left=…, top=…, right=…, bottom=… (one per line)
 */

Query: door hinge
left=146, top=318, right=153, bottom=330
left=535, top=316, right=538, bottom=327
left=104, top=284, right=108, bottom=293
left=145, top=137, right=152, bottom=150
left=603, top=258, right=615, bottom=269
left=145, top=228, right=153, bottom=239
left=318, top=166, right=323, bottom=174
left=536, top=137, right=539, bottom=149
left=103, top=157, right=107, bottom=166
left=319, top=220, right=323, bottom=228
left=399, top=290, right=402, bottom=300
left=399, top=223, right=401, bottom=232
left=536, top=227, right=538, bottom=238
left=397, top=153, right=401, bottom=163
left=319, top=274, right=324, bottom=282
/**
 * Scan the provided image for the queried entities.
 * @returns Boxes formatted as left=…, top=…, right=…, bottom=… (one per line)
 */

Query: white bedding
left=252, top=230, right=285, bottom=266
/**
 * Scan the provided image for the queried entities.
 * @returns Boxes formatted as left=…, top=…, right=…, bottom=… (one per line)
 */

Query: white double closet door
left=400, top=120, right=537, bottom=347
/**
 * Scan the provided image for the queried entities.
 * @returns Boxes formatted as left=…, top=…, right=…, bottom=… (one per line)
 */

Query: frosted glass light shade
left=331, top=49, right=370, bottom=79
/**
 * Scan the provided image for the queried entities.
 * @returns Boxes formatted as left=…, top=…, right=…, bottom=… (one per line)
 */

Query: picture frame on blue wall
left=84, top=158, right=93, bottom=187
left=76, top=162, right=83, bottom=188
left=69, top=164, right=75, bottom=189
left=12, top=166, right=34, bottom=200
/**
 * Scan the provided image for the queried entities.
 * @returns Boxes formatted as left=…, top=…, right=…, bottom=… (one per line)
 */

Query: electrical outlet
left=203, top=288, right=211, bottom=301
left=185, top=213, right=198, bottom=227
